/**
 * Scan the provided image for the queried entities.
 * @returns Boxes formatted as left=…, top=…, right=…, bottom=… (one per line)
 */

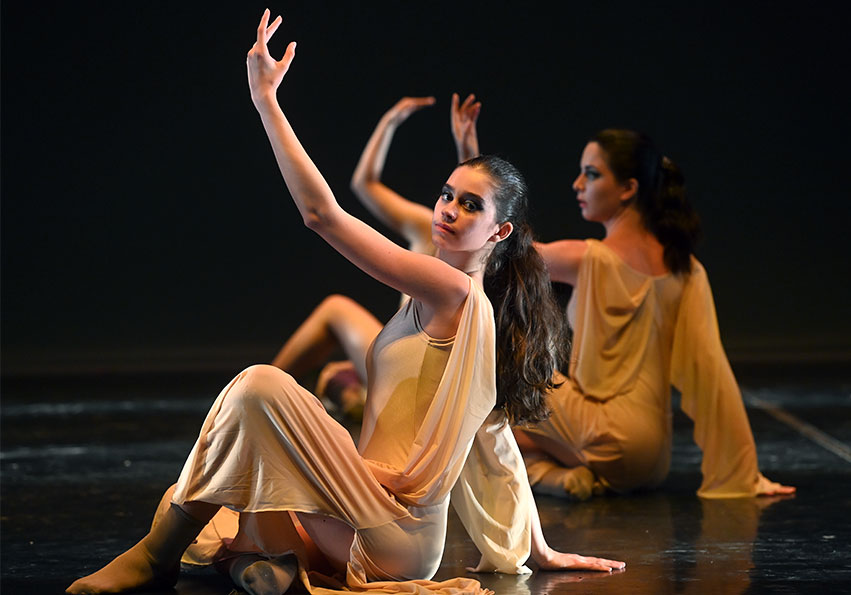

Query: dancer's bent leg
left=271, top=294, right=381, bottom=381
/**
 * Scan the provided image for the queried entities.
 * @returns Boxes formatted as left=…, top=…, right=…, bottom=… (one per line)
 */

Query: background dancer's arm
left=350, top=96, right=435, bottom=246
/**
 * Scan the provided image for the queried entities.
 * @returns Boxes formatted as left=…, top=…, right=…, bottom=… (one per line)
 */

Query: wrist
left=532, top=544, right=555, bottom=567
left=380, top=113, right=401, bottom=129
left=251, top=90, right=279, bottom=112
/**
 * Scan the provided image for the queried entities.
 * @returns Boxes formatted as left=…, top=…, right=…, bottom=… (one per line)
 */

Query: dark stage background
left=2, top=2, right=849, bottom=375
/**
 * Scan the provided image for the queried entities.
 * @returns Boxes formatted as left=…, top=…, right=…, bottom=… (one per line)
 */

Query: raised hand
left=246, top=9, right=296, bottom=104
left=349, top=96, right=437, bottom=242
left=451, top=92, right=481, bottom=161
left=385, top=96, right=437, bottom=127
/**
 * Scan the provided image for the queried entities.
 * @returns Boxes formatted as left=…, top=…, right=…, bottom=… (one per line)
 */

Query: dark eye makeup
left=439, top=185, right=484, bottom=211
left=582, top=166, right=600, bottom=180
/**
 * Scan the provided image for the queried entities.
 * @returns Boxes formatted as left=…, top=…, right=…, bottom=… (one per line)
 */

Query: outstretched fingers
left=457, top=93, right=481, bottom=120
left=255, top=9, right=282, bottom=51
left=451, top=92, right=481, bottom=140
left=413, top=96, right=437, bottom=108
left=385, top=96, right=435, bottom=126
left=581, top=555, right=626, bottom=572
left=459, top=92, right=477, bottom=113
left=256, top=9, right=270, bottom=46
left=539, top=551, right=626, bottom=573
left=266, top=14, right=283, bottom=40
left=402, top=96, right=436, bottom=117
left=247, top=10, right=297, bottom=100
left=280, top=41, right=297, bottom=72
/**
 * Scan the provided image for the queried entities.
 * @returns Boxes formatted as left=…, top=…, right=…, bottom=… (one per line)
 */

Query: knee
left=241, top=363, right=293, bottom=383
left=315, top=294, right=359, bottom=319
left=229, top=364, right=299, bottom=410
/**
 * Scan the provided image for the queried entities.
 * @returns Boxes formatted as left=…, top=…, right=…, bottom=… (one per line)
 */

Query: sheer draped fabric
left=524, top=240, right=762, bottom=497
left=168, top=278, right=501, bottom=593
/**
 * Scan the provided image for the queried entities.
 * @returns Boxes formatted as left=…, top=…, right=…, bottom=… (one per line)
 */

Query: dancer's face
left=572, top=142, right=635, bottom=223
left=432, top=166, right=509, bottom=253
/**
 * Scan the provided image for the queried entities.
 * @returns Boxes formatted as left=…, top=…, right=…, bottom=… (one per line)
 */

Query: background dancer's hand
left=451, top=93, right=481, bottom=161
left=384, top=96, right=437, bottom=127
left=247, top=9, right=295, bottom=105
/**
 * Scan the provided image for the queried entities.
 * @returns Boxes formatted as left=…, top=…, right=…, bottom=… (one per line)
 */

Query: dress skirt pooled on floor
left=158, top=278, right=533, bottom=594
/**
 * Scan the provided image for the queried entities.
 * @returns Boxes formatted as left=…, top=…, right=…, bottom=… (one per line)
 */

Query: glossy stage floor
left=2, top=362, right=850, bottom=594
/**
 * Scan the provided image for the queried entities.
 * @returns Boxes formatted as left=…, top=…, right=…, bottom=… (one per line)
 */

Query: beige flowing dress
left=162, top=277, right=533, bottom=593
left=522, top=239, right=765, bottom=498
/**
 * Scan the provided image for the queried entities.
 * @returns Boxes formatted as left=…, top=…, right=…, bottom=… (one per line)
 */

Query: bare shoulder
left=414, top=266, right=473, bottom=339
left=534, top=240, right=588, bottom=285
left=603, top=235, right=669, bottom=277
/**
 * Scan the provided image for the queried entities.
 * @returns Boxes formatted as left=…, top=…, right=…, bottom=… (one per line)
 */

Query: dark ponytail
left=591, top=130, right=701, bottom=274
left=462, top=155, right=569, bottom=426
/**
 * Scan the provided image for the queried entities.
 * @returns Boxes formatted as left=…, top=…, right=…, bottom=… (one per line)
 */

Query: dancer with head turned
left=66, top=10, right=623, bottom=595
left=269, top=92, right=481, bottom=420
left=514, top=128, right=797, bottom=501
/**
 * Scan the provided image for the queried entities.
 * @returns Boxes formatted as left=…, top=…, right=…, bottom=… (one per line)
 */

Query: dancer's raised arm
left=349, top=97, right=435, bottom=248
left=247, top=11, right=483, bottom=318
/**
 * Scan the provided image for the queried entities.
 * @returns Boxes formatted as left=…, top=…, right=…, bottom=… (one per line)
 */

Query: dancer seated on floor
left=269, top=92, right=481, bottom=420
left=66, top=11, right=623, bottom=595
left=513, top=128, right=797, bottom=501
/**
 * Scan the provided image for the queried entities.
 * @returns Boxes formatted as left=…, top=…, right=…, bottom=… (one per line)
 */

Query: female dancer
left=515, top=128, right=796, bottom=500
left=66, top=11, right=623, bottom=595
left=269, top=93, right=480, bottom=420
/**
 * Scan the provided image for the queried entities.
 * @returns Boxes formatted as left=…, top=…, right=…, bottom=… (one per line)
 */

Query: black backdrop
left=2, top=1, right=849, bottom=374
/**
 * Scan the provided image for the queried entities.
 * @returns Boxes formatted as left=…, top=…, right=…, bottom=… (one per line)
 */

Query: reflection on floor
left=2, top=362, right=849, bottom=594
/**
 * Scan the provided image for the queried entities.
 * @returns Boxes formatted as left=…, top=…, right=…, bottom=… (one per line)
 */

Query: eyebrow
left=443, top=183, right=486, bottom=203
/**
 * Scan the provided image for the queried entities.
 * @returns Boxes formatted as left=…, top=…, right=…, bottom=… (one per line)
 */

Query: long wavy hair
left=591, top=129, right=701, bottom=274
left=461, top=155, right=568, bottom=425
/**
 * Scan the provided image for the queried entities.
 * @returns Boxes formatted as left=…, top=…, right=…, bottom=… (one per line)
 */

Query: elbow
left=302, top=206, right=331, bottom=232
left=350, top=163, right=371, bottom=194
left=349, top=177, right=364, bottom=196
left=349, top=168, right=363, bottom=192
left=350, top=174, right=374, bottom=199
